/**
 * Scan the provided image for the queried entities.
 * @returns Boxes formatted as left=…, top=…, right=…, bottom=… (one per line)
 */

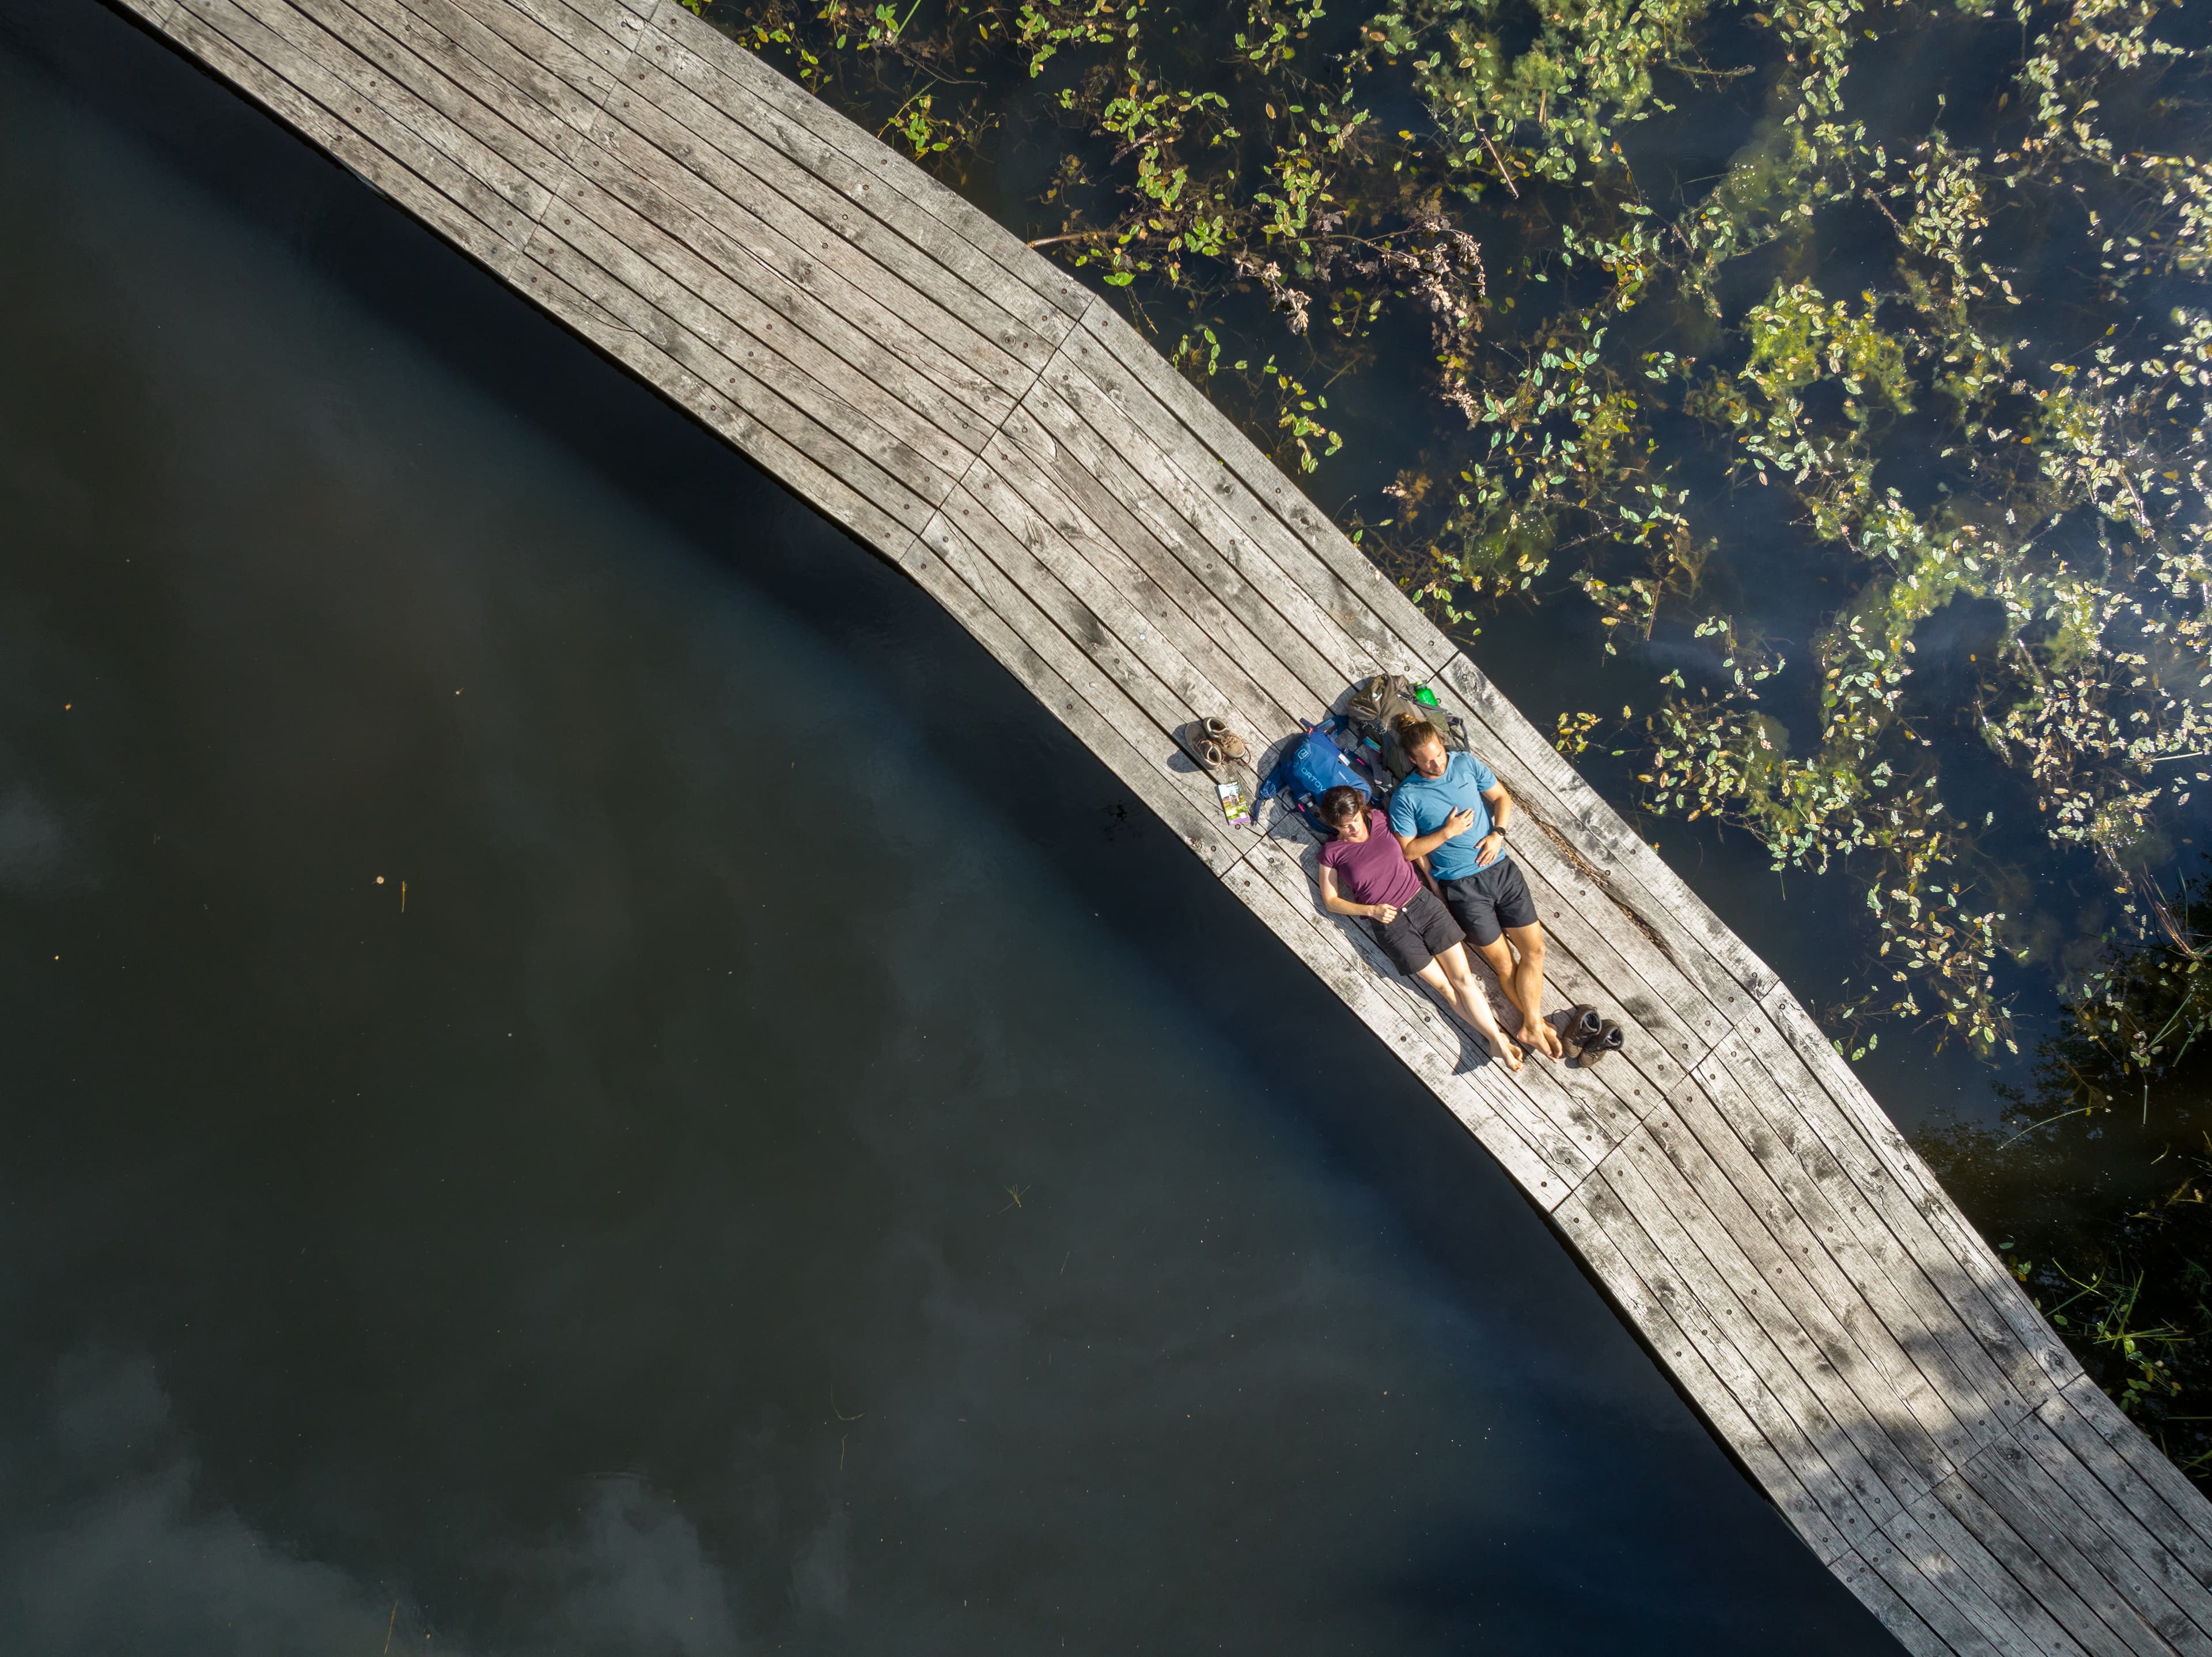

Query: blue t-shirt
left=1387, top=752, right=1503, bottom=882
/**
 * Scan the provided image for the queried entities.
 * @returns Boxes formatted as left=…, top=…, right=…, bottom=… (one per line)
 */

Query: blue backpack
left=1258, top=721, right=1373, bottom=832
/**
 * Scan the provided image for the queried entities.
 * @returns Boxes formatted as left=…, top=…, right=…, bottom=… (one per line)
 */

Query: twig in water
left=1997, top=1101, right=2099, bottom=1151
left=384, top=1604, right=398, bottom=1656
left=1026, top=228, right=1116, bottom=251
left=1482, top=131, right=1518, bottom=198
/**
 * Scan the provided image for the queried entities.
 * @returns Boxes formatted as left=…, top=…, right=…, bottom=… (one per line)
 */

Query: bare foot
left=1488, top=1032, right=1524, bottom=1072
left=1521, top=1016, right=1565, bottom=1061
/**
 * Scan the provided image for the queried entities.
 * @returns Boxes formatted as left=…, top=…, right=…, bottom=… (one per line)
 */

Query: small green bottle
left=1411, top=683, right=1440, bottom=708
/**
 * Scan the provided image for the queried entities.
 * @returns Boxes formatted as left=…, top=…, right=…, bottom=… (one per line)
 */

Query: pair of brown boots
left=1563, top=1004, right=1626, bottom=1065
left=1179, top=716, right=1252, bottom=780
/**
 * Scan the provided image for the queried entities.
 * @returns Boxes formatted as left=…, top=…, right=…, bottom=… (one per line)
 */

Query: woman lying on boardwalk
left=1314, top=785, right=1524, bottom=1071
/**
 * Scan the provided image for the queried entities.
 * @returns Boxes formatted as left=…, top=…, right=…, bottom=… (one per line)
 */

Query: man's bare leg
left=1416, top=951, right=1522, bottom=1070
left=1475, top=928, right=1563, bottom=1059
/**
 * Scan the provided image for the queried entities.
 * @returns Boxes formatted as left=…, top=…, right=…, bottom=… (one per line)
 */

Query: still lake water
left=0, top=1, right=1897, bottom=1650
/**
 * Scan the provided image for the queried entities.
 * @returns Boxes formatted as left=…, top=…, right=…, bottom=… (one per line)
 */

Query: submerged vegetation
left=1922, top=877, right=2212, bottom=1473
left=699, top=0, right=2212, bottom=1459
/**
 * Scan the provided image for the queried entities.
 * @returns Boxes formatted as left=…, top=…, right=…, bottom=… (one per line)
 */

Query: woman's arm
left=1319, top=865, right=1399, bottom=924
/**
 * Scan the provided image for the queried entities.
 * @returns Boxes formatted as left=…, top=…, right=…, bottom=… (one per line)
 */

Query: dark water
left=0, top=1, right=1899, bottom=1650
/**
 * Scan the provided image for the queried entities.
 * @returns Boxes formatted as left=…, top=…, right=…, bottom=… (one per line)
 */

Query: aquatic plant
left=1922, top=890, right=2212, bottom=1469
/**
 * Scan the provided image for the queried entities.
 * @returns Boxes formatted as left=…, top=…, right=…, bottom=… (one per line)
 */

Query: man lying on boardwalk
left=1315, top=786, right=1524, bottom=1071
left=1385, top=717, right=1564, bottom=1061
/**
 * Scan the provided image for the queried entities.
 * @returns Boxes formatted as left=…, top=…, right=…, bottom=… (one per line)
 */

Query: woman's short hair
left=1319, top=785, right=1367, bottom=826
left=1393, top=713, right=1446, bottom=755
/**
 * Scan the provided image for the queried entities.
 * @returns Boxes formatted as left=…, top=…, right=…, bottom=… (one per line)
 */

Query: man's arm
left=1471, top=784, right=1513, bottom=869
left=1397, top=805, right=1478, bottom=862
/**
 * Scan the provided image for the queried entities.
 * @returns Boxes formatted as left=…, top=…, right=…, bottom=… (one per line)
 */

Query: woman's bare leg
left=1416, top=951, right=1522, bottom=1070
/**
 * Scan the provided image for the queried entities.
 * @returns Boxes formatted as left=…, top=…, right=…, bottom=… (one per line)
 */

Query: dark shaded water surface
left=0, top=1, right=1899, bottom=1650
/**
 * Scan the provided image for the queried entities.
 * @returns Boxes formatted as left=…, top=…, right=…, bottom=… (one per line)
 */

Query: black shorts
left=1437, top=858, right=1539, bottom=947
left=1368, top=887, right=1465, bottom=977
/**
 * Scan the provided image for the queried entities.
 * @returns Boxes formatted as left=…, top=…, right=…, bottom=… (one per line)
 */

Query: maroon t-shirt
left=1319, top=809, right=1422, bottom=910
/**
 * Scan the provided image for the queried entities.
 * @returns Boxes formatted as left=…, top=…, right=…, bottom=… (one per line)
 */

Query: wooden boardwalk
left=100, top=0, right=2212, bottom=1645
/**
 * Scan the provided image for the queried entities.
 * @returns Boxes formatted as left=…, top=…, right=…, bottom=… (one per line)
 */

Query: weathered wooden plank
left=408, top=0, right=631, bottom=117
left=1690, top=1033, right=2026, bottom=1458
left=1556, top=1181, right=1859, bottom=1564
left=509, top=236, right=919, bottom=554
left=1022, top=354, right=1385, bottom=702
left=1044, top=328, right=1437, bottom=684
left=1519, top=820, right=1738, bottom=1055
left=539, top=156, right=982, bottom=493
left=522, top=223, right=943, bottom=532
left=1735, top=1001, right=2078, bottom=1412
left=896, top=518, right=1242, bottom=876
left=1560, top=1172, right=1891, bottom=1550
left=323, top=0, right=1012, bottom=475
left=638, top=1, right=1084, bottom=333
left=1957, top=1437, right=2194, bottom=1657
left=1074, top=302, right=1460, bottom=675
left=160, top=0, right=541, bottom=263
left=559, top=145, right=995, bottom=459
left=1857, top=1537, right=2025, bottom=1657
left=290, top=0, right=593, bottom=183
left=588, top=65, right=1039, bottom=408
left=217, top=0, right=557, bottom=218
left=906, top=508, right=1224, bottom=841
left=1014, top=378, right=1353, bottom=709
left=993, top=401, right=1324, bottom=727
left=937, top=477, right=1255, bottom=747
left=964, top=433, right=1302, bottom=740
left=1643, top=1072, right=1993, bottom=1478
left=1918, top=1473, right=2123, bottom=1657
left=1880, top=1493, right=2084, bottom=1657
left=630, top=15, right=1078, bottom=358
left=1506, top=841, right=1714, bottom=1077
left=569, top=122, right=1014, bottom=444
left=1441, top=903, right=1690, bottom=1142
left=1836, top=1550, right=1977, bottom=1657
left=2041, top=1379, right=2212, bottom=1597
left=1597, top=1143, right=1922, bottom=1531
left=378, top=0, right=611, bottom=140
left=1608, top=1115, right=1961, bottom=1511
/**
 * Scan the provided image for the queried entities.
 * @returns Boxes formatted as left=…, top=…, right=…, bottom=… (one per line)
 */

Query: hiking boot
left=1563, top=1004, right=1604, bottom=1047
left=1179, top=716, right=1251, bottom=780
left=1579, top=1019, right=1627, bottom=1066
